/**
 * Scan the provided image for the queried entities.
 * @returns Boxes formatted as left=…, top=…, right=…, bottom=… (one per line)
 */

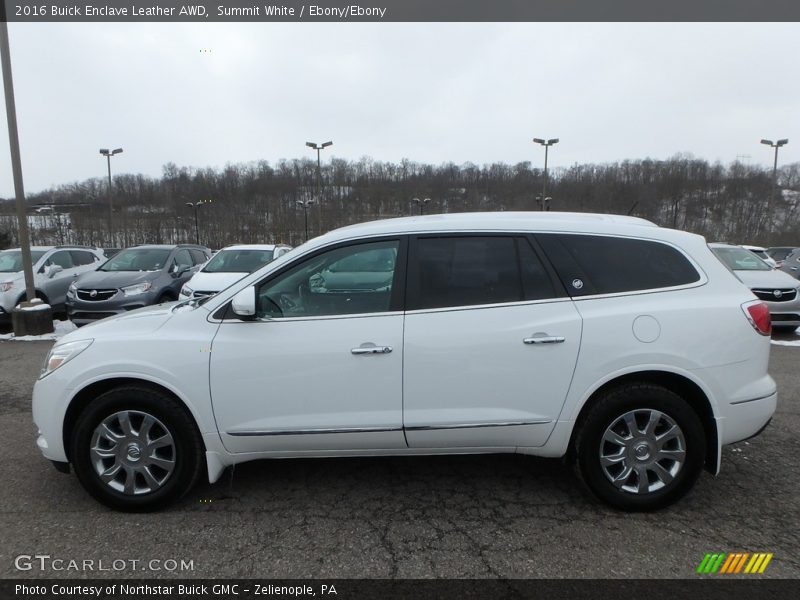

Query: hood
left=57, top=302, right=182, bottom=345
left=74, top=269, right=160, bottom=288
left=0, top=270, right=23, bottom=283
left=184, top=271, right=247, bottom=294
left=735, top=269, right=800, bottom=289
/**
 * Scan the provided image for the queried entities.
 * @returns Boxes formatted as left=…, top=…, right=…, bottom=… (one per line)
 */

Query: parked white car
left=710, top=243, right=800, bottom=332
left=32, top=213, right=776, bottom=512
left=179, top=244, right=291, bottom=299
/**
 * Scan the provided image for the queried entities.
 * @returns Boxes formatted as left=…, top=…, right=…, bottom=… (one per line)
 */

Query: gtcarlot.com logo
left=697, top=552, right=773, bottom=574
left=14, top=554, right=194, bottom=572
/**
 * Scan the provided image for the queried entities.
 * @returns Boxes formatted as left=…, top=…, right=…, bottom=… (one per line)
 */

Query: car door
left=403, top=235, right=582, bottom=449
left=209, top=238, right=408, bottom=453
left=40, top=250, right=81, bottom=306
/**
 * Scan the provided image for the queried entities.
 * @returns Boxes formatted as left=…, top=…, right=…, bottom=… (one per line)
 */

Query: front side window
left=256, top=240, right=399, bottom=318
left=409, top=236, right=557, bottom=310
left=99, top=248, right=171, bottom=272
left=70, top=250, right=99, bottom=266
left=537, top=234, right=701, bottom=296
left=47, top=251, right=74, bottom=269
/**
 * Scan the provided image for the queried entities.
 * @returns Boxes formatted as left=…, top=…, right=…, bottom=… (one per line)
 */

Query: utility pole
left=1, top=18, right=35, bottom=304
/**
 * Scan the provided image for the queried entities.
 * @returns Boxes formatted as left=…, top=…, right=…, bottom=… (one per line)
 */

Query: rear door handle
left=351, top=344, right=393, bottom=355
left=523, top=335, right=565, bottom=345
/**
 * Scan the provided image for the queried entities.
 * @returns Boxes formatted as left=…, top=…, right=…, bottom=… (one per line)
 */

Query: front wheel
left=70, top=386, right=204, bottom=511
left=573, top=383, right=705, bottom=511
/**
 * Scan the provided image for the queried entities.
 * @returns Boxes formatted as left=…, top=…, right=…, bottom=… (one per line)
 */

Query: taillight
left=742, top=301, right=771, bottom=336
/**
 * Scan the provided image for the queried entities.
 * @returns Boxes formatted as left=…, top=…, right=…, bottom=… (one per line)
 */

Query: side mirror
left=231, top=286, right=256, bottom=318
left=47, top=265, right=63, bottom=278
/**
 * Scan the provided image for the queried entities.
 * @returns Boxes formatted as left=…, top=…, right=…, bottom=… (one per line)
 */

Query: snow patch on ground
left=0, top=319, right=77, bottom=341
left=771, top=339, right=800, bottom=347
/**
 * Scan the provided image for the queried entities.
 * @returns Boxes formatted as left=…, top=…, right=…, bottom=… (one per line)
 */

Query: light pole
left=185, top=199, right=211, bottom=245
left=533, top=137, right=559, bottom=211
left=760, top=138, right=789, bottom=202
left=296, top=199, right=314, bottom=242
left=305, top=140, right=333, bottom=187
left=99, top=147, right=122, bottom=244
left=412, top=197, right=431, bottom=215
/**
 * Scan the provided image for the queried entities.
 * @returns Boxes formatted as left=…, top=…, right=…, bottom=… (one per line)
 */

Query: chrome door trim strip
left=227, top=426, right=403, bottom=437
left=405, top=420, right=551, bottom=431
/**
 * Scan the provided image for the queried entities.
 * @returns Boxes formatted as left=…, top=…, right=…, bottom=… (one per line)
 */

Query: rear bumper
left=718, top=391, right=777, bottom=446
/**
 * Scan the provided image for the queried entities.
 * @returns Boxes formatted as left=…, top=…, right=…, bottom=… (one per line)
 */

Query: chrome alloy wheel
left=599, top=409, right=686, bottom=494
left=89, top=410, right=176, bottom=495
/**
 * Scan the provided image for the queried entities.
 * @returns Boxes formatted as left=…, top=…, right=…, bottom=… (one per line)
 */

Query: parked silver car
left=0, top=246, right=106, bottom=322
left=710, top=243, right=800, bottom=332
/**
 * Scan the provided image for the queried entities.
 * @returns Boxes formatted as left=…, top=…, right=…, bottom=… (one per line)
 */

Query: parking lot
left=1, top=332, right=799, bottom=579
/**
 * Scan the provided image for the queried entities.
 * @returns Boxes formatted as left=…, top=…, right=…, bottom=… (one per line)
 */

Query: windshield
left=99, top=248, right=171, bottom=272
left=0, top=250, right=47, bottom=273
left=202, top=249, right=274, bottom=273
left=712, top=247, right=771, bottom=272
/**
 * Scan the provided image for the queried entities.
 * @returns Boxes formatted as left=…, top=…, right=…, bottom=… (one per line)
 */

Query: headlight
left=180, top=286, right=192, bottom=297
left=40, top=339, right=93, bottom=379
left=121, top=282, right=152, bottom=296
left=0, top=281, right=15, bottom=293
left=67, top=282, right=77, bottom=296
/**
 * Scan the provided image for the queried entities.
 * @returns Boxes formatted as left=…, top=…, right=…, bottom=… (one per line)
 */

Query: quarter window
left=256, top=240, right=400, bottom=318
left=537, top=234, right=701, bottom=296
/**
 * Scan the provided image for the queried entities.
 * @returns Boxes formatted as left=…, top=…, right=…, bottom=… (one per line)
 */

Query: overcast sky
left=0, top=22, right=798, bottom=197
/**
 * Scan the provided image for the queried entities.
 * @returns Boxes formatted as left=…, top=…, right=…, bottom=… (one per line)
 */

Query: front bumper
left=66, top=291, right=158, bottom=325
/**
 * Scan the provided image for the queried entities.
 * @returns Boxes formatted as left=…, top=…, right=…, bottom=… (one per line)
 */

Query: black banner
left=3, top=579, right=800, bottom=600
left=2, top=0, right=800, bottom=23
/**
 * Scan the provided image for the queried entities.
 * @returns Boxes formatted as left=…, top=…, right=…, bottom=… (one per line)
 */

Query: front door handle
left=523, top=334, right=565, bottom=345
left=351, top=343, right=393, bottom=355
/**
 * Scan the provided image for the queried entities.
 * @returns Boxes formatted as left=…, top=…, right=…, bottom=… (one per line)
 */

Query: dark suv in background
left=66, top=244, right=211, bottom=326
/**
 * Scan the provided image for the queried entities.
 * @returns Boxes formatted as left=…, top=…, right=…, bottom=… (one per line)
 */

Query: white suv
left=32, top=213, right=777, bottom=511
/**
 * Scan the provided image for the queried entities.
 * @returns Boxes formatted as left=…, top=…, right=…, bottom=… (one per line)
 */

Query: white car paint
left=179, top=244, right=291, bottom=299
left=32, top=212, right=777, bottom=502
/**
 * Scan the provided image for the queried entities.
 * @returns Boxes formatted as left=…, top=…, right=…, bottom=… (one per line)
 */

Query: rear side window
left=537, top=234, right=700, bottom=296
left=409, top=236, right=557, bottom=310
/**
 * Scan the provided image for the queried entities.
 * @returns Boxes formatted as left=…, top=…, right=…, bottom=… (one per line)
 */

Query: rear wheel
left=70, top=386, right=203, bottom=511
left=574, top=383, right=705, bottom=511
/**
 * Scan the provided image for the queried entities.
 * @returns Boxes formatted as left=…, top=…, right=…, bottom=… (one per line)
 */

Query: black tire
left=156, top=293, right=175, bottom=304
left=70, top=386, right=204, bottom=512
left=573, top=383, right=705, bottom=511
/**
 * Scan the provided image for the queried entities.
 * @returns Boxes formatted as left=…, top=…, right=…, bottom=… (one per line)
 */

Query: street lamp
left=760, top=138, right=789, bottom=202
left=533, top=137, right=559, bottom=211
left=99, top=147, right=123, bottom=244
left=412, top=197, right=431, bottom=215
left=305, top=140, right=333, bottom=184
left=185, top=199, right=212, bottom=245
left=535, top=195, right=553, bottom=211
left=296, top=199, right=315, bottom=242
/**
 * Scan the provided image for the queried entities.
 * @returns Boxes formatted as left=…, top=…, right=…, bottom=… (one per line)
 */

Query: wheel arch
left=62, top=377, right=206, bottom=462
left=568, top=370, right=718, bottom=473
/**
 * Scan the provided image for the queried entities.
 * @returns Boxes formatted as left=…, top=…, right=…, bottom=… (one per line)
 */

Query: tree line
left=1, top=155, right=799, bottom=250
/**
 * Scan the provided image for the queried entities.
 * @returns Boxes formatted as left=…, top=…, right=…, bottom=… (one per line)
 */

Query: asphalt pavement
left=1, top=334, right=798, bottom=579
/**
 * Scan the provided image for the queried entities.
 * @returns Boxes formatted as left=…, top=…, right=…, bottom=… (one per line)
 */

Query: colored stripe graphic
left=698, top=552, right=773, bottom=574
